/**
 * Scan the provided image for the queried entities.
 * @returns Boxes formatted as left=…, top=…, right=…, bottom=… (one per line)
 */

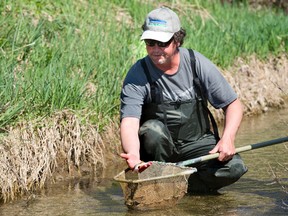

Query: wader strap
left=140, top=58, right=153, bottom=84
left=188, top=49, right=220, bottom=142
left=140, top=58, right=168, bottom=125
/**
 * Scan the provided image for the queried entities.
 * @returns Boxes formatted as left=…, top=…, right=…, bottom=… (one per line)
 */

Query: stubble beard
left=152, top=55, right=167, bottom=65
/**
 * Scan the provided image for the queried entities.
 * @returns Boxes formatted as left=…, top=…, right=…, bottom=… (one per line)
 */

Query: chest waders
left=140, top=49, right=220, bottom=143
left=139, top=50, right=247, bottom=193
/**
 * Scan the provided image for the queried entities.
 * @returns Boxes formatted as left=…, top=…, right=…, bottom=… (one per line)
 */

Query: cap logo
left=148, top=18, right=167, bottom=27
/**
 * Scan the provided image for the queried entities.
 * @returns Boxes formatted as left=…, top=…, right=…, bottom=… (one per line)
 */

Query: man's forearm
left=222, top=98, right=243, bottom=141
left=120, top=117, right=141, bottom=159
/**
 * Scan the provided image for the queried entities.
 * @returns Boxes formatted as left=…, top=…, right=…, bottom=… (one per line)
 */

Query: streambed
left=0, top=107, right=287, bottom=216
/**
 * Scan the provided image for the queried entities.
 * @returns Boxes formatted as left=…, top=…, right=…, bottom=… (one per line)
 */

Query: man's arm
left=120, top=117, right=142, bottom=169
left=209, top=98, right=243, bottom=161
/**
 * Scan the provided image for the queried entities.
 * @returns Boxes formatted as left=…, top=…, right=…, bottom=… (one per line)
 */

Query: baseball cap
left=140, top=7, right=181, bottom=42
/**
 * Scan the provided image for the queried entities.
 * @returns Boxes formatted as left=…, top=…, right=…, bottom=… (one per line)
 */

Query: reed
left=182, top=1, right=288, bottom=67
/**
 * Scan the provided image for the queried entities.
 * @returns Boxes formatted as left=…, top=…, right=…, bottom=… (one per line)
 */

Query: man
left=120, top=6, right=247, bottom=193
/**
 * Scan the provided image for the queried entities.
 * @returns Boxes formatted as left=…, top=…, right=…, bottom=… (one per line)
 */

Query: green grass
left=181, top=1, right=288, bottom=66
left=0, top=0, right=287, bottom=130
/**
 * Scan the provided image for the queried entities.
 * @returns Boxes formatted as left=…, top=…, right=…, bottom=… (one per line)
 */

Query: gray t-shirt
left=120, top=47, right=237, bottom=120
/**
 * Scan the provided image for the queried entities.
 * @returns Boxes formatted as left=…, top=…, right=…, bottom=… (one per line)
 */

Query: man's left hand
left=209, top=137, right=235, bottom=161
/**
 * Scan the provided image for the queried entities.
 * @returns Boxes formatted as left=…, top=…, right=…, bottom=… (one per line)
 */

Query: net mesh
left=114, top=162, right=197, bottom=210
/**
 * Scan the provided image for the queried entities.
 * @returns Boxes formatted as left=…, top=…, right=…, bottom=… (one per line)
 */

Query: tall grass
left=0, top=0, right=287, bottom=130
left=180, top=1, right=288, bottom=66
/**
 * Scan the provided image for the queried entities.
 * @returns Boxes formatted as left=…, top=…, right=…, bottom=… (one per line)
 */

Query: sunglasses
left=144, top=38, right=174, bottom=47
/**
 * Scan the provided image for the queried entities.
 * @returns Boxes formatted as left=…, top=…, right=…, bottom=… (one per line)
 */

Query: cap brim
left=140, top=31, right=173, bottom=42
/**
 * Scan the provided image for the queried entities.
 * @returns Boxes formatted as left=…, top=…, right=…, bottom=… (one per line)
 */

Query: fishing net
left=114, top=162, right=197, bottom=210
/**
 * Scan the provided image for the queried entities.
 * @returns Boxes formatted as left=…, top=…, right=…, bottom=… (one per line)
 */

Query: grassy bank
left=0, top=0, right=287, bottom=129
left=0, top=0, right=287, bottom=202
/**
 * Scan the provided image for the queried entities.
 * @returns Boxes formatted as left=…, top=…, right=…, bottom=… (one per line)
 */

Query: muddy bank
left=212, top=53, right=288, bottom=122
left=0, top=53, right=287, bottom=203
left=0, top=111, right=107, bottom=202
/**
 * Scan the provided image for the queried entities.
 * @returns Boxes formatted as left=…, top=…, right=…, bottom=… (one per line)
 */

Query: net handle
left=176, top=136, right=288, bottom=166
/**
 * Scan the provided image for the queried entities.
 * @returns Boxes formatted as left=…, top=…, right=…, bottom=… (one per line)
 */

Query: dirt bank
left=0, top=111, right=106, bottom=202
left=212, top=53, right=288, bottom=122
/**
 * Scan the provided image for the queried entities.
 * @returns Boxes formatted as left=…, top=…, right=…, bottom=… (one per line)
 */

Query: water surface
left=0, top=107, right=287, bottom=216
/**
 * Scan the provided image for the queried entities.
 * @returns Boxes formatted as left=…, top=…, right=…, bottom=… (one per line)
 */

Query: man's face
left=144, top=38, right=178, bottom=66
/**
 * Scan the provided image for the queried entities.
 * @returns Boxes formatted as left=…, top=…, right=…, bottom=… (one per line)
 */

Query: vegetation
left=0, top=0, right=287, bottom=129
left=0, top=110, right=105, bottom=202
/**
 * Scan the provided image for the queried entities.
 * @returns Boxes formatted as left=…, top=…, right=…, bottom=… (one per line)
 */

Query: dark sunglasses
left=144, top=38, right=174, bottom=47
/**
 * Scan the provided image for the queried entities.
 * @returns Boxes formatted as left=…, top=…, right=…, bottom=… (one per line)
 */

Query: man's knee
left=188, top=154, right=247, bottom=193
left=139, top=120, right=169, bottom=144
left=139, top=120, right=177, bottom=162
left=215, top=154, right=247, bottom=180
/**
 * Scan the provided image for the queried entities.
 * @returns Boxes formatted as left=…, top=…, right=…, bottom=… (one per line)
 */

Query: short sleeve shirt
left=120, top=48, right=237, bottom=120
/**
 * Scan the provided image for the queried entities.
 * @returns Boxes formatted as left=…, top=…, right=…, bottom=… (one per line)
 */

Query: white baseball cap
left=140, top=7, right=181, bottom=42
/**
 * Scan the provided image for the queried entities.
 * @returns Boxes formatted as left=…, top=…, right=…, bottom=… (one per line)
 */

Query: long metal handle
left=176, top=136, right=288, bottom=166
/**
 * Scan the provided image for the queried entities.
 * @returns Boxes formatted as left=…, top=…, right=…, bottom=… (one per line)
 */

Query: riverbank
left=0, top=52, right=287, bottom=203
left=212, top=53, right=288, bottom=122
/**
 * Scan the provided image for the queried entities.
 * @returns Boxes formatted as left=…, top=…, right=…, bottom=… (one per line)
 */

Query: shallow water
left=0, top=107, right=287, bottom=216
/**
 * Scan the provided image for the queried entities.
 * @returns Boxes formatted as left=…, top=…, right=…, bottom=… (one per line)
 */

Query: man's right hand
left=120, top=153, right=142, bottom=169
left=120, top=153, right=152, bottom=173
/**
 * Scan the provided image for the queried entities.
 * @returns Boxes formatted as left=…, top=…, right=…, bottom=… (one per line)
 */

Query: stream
left=0, top=106, right=287, bottom=216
